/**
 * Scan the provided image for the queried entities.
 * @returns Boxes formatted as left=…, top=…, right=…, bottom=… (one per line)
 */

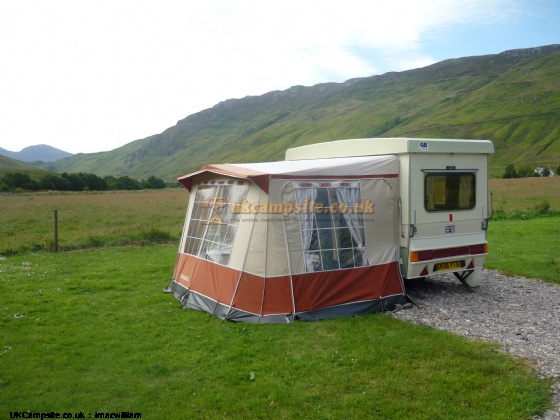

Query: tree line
left=502, top=164, right=559, bottom=179
left=0, top=171, right=168, bottom=192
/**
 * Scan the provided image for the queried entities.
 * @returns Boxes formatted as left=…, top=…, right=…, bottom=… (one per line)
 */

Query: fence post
left=54, top=210, right=58, bottom=252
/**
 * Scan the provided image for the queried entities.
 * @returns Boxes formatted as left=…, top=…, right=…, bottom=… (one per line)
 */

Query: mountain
left=0, top=144, right=72, bottom=163
left=41, top=44, right=560, bottom=181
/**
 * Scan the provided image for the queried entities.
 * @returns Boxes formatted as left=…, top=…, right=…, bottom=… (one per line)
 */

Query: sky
left=1, top=0, right=559, bottom=154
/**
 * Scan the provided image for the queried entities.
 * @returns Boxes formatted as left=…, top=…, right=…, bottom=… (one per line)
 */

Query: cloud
left=0, top=0, right=546, bottom=153
left=177, top=0, right=520, bottom=87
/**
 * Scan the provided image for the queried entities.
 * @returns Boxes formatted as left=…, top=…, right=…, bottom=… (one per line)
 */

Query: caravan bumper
left=403, top=244, right=488, bottom=279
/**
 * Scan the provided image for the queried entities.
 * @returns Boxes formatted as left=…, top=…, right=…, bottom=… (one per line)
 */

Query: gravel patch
left=390, top=269, right=560, bottom=419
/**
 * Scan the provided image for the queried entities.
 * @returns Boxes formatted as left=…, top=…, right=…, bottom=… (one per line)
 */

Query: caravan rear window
left=184, top=181, right=249, bottom=265
left=424, top=172, right=475, bottom=211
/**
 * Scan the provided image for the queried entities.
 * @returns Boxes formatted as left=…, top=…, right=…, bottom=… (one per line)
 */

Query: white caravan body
left=285, top=138, right=494, bottom=287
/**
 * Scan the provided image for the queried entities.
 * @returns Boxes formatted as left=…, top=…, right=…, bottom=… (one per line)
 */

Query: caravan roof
left=285, top=137, right=494, bottom=161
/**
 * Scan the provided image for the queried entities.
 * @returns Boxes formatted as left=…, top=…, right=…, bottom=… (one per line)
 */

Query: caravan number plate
left=433, top=260, right=465, bottom=272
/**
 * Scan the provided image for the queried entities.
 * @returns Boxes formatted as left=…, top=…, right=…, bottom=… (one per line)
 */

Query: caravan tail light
left=469, top=244, right=488, bottom=254
left=410, top=244, right=488, bottom=262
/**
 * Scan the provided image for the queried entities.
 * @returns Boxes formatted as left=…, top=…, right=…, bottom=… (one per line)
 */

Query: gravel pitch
left=390, top=269, right=560, bottom=419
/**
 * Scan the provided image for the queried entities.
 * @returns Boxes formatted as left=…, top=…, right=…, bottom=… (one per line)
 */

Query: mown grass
left=0, top=246, right=551, bottom=418
left=486, top=216, right=560, bottom=283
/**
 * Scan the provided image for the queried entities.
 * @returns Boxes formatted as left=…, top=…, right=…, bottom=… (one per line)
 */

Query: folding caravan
left=167, top=137, right=494, bottom=322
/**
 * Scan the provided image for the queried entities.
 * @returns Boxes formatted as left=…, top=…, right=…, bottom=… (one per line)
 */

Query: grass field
left=0, top=189, right=188, bottom=255
left=486, top=217, right=560, bottom=283
left=489, top=176, right=560, bottom=217
left=0, top=246, right=551, bottom=418
left=485, top=177, right=560, bottom=283
left=0, top=179, right=558, bottom=417
left=2, top=179, right=558, bottom=282
left=2, top=177, right=559, bottom=252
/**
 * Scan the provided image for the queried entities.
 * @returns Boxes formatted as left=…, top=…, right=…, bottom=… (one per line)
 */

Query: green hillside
left=0, top=155, right=34, bottom=170
left=40, top=45, right=560, bottom=182
left=0, top=155, right=52, bottom=179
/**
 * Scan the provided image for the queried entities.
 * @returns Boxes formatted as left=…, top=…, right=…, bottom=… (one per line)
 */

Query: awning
left=177, top=164, right=271, bottom=193
left=177, top=155, right=399, bottom=194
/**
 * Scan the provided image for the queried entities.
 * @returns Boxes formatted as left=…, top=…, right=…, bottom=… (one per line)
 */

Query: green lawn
left=486, top=215, right=560, bottom=283
left=0, top=246, right=551, bottom=419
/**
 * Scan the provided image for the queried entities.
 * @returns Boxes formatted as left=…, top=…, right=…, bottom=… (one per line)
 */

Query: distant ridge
left=0, top=154, right=39, bottom=170
left=0, top=144, right=73, bottom=163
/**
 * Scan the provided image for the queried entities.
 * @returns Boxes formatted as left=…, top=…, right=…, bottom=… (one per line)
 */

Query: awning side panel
left=261, top=276, right=293, bottom=315
left=231, top=271, right=264, bottom=315
left=291, top=262, right=404, bottom=313
left=173, top=252, right=239, bottom=306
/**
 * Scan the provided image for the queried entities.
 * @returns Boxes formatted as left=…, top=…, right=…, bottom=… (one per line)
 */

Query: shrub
left=533, top=199, right=550, bottom=215
left=517, top=166, right=533, bottom=178
left=502, top=164, right=517, bottom=179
